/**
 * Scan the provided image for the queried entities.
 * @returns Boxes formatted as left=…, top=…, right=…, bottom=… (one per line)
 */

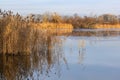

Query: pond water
left=0, top=30, right=120, bottom=80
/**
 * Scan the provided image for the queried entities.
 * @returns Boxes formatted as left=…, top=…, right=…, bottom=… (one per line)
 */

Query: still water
left=0, top=30, right=120, bottom=80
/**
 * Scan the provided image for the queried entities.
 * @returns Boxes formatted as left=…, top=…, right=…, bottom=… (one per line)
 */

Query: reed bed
left=0, top=10, right=73, bottom=54
left=94, top=24, right=120, bottom=29
left=30, top=22, right=73, bottom=34
left=0, top=12, right=45, bottom=54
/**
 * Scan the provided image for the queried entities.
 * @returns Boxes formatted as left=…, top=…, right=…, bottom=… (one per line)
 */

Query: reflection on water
left=1, top=30, right=120, bottom=80
left=72, top=29, right=120, bottom=37
left=0, top=36, right=65, bottom=80
left=0, top=55, right=30, bottom=80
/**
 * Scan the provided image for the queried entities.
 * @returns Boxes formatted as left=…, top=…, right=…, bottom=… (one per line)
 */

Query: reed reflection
left=0, top=35, right=68, bottom=80
left=0, top=31, right=97, bottom=80
left=0, top=54, right=31, bottom=80
left=78, top=40, right=86, bottom=64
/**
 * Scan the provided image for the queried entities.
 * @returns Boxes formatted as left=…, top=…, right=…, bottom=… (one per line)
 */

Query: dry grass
left=30, top=22, right=73, bottom=34
left=0, top=10, right=73, bottom=54
left=94, top=24, right=120, bottom=29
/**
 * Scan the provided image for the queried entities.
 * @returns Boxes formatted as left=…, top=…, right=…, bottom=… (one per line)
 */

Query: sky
left=0, top=0, right=120, bottom=15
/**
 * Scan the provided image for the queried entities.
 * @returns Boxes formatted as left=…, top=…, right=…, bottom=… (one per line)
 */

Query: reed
left=0, top=10, right=73, bottom=54
left=0, top=10, right=36, bottom=54
left=30, top=22, right=73, bottom=34
left=94, top=24, right=120, bottom=29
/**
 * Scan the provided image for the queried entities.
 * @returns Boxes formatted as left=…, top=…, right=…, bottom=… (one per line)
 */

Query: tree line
left=31, top=12, right=120, bottom=29
left=0, top=9, right=120, bottom=29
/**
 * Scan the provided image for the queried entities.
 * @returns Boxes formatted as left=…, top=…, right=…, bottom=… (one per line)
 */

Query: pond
left=0, top=29, right=120, bottom=80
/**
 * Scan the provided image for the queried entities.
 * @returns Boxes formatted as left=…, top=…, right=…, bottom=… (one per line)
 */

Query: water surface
left=0, top=29, right=120, bottom=80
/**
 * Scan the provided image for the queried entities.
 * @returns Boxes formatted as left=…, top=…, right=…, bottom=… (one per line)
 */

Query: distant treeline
left=27, top=12, right=120, bottom=29
left=63, top=14, right=120, bottom=28
left=0, top=9, right=120, bottom=29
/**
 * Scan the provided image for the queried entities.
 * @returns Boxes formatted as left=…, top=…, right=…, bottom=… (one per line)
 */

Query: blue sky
left=0, top=0, right=120, bottom=15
